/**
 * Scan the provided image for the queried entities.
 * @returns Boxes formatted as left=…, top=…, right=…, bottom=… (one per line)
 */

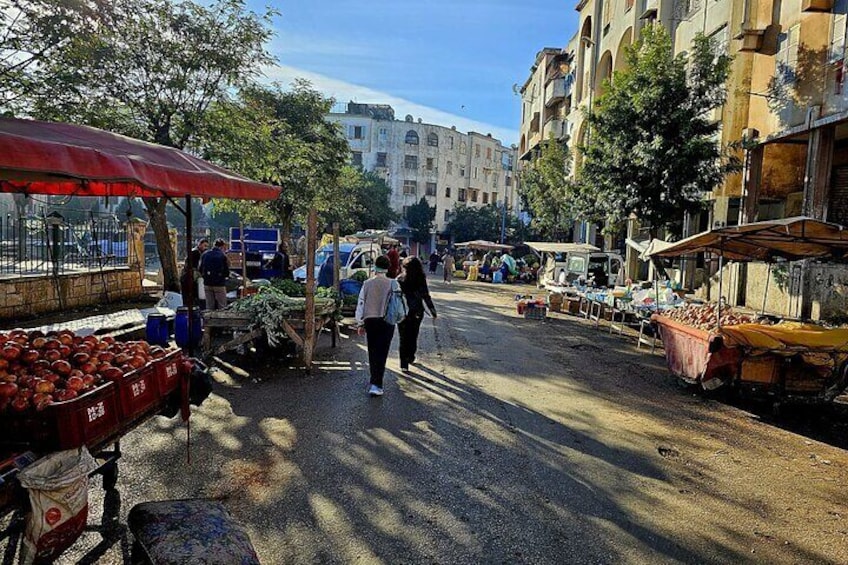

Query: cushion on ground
left=128, top=499, right=259, bottom=565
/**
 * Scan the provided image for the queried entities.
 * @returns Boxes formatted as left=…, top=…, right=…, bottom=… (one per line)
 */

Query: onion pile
left=0, top=329, right=173, bottom=413
left=663, top=303, right=767, bottom=332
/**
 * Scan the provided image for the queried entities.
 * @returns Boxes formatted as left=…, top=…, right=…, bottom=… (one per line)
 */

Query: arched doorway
left=614, top=28, right=632, bottom=73
left=576, top=17, right=592, bottom=104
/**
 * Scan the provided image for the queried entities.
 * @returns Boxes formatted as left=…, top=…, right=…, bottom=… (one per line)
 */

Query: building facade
left=327, top=103, right=519, bottom=243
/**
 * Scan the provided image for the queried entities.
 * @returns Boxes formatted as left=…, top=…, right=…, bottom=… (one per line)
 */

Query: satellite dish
left=405, top=114, right=413, bottom=122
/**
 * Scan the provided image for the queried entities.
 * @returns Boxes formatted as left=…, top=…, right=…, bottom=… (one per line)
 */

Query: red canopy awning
left=0, top=117, right=280, bottom=200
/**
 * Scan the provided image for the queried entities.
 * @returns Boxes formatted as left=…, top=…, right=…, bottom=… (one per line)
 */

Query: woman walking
left=355, top=255, right=396, bottom=397
left=441, top=250, right=453, bottom=283
left=397, top=257, right=437, bottom=372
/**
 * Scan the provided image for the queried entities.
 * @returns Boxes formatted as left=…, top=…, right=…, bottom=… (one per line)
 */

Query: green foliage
left=578, top=25, right=738, bottom=235
left=231, top=289, right=337, bottom=346
left=518, top=133, right=576, bottom=240
left=202, top=81, right=350, bottom=241
left=269, top=278, right=305, bottom=297
left=448, top=204, right=502, bottom=243
left=406, top=197, right=435, bottom=244
left=351, top=271, right=369, bottom=283
left=328, top=167, right=396, bottom=233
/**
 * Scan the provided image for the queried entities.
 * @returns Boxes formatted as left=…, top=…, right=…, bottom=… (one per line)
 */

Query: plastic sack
left=383, top=280, right=408, bottom=325
left=18, top=447, right=98, bottom=564
left=156, top=291, right=184, bottom=310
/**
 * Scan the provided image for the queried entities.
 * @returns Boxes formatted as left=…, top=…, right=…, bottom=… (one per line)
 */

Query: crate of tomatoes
left=0, top=329, right=185, bottom=451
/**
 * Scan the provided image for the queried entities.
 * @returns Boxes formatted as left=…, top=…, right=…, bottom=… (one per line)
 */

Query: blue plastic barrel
left=174, top=306, right=203, bottom=349
left=145, top=313, right=169, bottom=346
left=339, top=279, right=363, bottom=296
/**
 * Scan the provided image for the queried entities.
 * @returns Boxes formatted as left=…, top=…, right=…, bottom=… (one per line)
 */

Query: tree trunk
left=144, top=197, right=180, bottom=292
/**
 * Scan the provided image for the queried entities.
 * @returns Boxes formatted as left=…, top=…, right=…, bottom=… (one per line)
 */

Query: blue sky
left=249, top=1, right=579, bottom=146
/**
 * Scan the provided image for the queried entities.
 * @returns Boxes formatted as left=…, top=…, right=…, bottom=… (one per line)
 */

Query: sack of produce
left=18, top=447, right=98, bottom=564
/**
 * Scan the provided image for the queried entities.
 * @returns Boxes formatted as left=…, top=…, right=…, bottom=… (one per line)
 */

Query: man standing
left=267, top=243, right=291, bottom=279
left=387, top=244, right=401, bottom=279
left=199, top=238, right=230, bottom=310
left=181, top=238, right=208, bottom=303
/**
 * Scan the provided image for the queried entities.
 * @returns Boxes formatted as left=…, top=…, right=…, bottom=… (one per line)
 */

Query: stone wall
left=697, top=261, right=848, bottom=322
left=0, top=268, right=143, bottom=320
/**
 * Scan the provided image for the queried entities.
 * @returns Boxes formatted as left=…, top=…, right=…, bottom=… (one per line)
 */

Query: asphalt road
left=22, top=280, right=848, bottom=563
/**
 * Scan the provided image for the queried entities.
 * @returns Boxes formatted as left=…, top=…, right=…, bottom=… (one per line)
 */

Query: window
left=427, top=132, right=439, bottom=147
left=405, top=155, right=418, bottom=170
left=486, top=147, right=492, bottom=160
left=491, top=192, right=498, bottom=204
left=776, top=24, right=800, bottom=85
left=403, top=180, right=417, bottom=195
left=460, top=142, right=467, bottom=155
left=376, top=152, right=387, bottom=167
left=493, top=176, right=498, bottom=188
left=426, top=182, right=437, bottom=196
left=475, top=144, right=481, bottom=158
left=445, top=186, right=451, bottom=198
left=426, top=157, right=435, bottom=171
left=449, top=136, right=454, bottom=149
left=470, top=190, right=478, bottom=203
left=473, top=167, right=478, bottom=179
left=831, top=0, right=847, bottom=64
left=403, top=205, right=410, bottom=218
left=505, top=176, right=512, bottom=187
left=405, top=130, right=419, bottom=144
left=444, top=209, right=451, bottom=222
left=351, top=152, right=362, bottom=167
left=378, top=127, right=388, bottom=142
left=458, top=188, right=467, bottom=202
left=567, top=255, right=586, bottom=274
left=460, top=166, right=466, bottom=177
left=625, top=0, right=634, bottom=10
left=348, top=125, right=365, bottom=139
left=447, top=161, right=453, bottom=175
left=482, top=192, right=489, bottom=204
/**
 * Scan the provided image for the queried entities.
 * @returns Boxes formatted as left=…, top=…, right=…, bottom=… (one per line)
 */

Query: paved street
left=56, top=280, right=848, bottom=564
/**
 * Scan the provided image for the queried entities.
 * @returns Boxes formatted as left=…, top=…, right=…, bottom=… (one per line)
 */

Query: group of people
left=181, top=239, right=292, bottom=310
left=355, top=254, right=437, bottom=397
left=427, top=249, right=455, bottom=283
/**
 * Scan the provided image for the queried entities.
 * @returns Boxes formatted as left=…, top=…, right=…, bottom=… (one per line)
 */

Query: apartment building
left=519, top=0, right=848, bottom=317
left=327, top=103, right=519, bottom=241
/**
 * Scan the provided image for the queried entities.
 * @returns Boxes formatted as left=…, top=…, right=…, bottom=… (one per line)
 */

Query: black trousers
left=364, top=318, right=395, bottom=387
left=398, top=311, right=424, bottom=367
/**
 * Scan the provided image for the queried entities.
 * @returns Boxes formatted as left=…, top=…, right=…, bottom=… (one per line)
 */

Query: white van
left=292, top=242, right=381, bottom=282
left=528, top=242, right=624, bottom=288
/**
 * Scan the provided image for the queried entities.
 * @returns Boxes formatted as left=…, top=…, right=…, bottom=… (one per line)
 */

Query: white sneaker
left=368, top=385, right=384, bottom=396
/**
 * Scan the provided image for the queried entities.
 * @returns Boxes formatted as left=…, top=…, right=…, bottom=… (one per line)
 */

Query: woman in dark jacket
left=397, top=257, right=437, bottom=371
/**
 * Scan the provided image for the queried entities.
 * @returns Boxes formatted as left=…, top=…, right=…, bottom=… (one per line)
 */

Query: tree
left=447, top=204, right=501, bottom=243
left=11, top=0, right=274, bottom=290
left=406, top=197, right=435, bottom=245
left=201, top=82, right=350, bottom=247
left=518, top=133, right=577, bottom=241
left=330, top=167, right=395, bottom=233
left=578, top=25, right=737, bottom=237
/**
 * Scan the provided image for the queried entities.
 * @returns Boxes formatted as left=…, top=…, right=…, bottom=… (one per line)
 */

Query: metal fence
left=0, top=211, right=131, bottom=277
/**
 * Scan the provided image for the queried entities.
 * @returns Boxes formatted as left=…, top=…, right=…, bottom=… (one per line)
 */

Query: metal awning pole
left=762, top=262, right=771, bottom=316
left=717, top=244, right=724, bottom=330
left=185, top=195, right=194, bottom=357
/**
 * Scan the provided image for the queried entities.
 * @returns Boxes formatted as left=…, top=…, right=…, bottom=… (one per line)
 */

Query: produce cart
left=647, top=218, right=848, bottom=406
left=201, top=292, right=340, bottom=363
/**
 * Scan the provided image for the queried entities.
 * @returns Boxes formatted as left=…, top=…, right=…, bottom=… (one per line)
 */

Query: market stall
left=0, top=118, right=279, bottom=561
left=647, top=217, right=848, bottom=405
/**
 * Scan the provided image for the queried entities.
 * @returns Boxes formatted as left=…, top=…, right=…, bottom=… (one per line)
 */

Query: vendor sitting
left=499, top=250, right=519, bottom=282
left=480, top=251, right=494, bottom=281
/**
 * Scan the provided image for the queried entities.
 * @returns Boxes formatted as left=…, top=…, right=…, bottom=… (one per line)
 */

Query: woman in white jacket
left=355, top=255, right=395, bottom=396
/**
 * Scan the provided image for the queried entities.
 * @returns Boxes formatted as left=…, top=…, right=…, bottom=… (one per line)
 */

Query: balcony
left=802, top=0, right=833, bottom=10
left=639, top=0, right=658, bottom=19
left=544, top=79, right=566, bottom=107
left=543, top=118, right=566, bottom=140
left=735, top=26, right=765, bottom=52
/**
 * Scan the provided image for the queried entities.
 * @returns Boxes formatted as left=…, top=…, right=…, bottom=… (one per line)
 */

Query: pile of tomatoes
left=0, top=329, right=172, bottom=413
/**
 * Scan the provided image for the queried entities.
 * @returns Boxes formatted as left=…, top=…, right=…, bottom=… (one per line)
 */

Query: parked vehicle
left=527, top=242, right=624, bottom=288
left=293, top=242, right=380, bottom=283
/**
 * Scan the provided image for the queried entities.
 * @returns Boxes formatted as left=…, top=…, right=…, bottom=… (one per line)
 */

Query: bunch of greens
left=229, top=286, right=337, bottom=346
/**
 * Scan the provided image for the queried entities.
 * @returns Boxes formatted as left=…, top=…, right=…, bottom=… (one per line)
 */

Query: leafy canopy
left=578, top=25, right=737, bottom=234
left=517, top=133, right=577, bottom=241
left=406, top=197, right=435, bottom=245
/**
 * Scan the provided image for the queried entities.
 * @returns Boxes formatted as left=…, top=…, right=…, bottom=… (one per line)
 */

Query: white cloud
left=262, top=64, right=520, bottom=147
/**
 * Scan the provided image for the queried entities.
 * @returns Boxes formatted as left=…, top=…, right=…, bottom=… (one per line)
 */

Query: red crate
left=153, top=350, right=184, bottom=396
left=116, top=365, right=160, bottom=422
left=0, top=381, right=120, bottom=451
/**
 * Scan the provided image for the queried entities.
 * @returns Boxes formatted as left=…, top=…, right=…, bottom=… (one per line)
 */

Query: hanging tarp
left=0, top=118, right=280, bottom=200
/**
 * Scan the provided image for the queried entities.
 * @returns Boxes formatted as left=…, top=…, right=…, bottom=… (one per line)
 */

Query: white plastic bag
left=18, top=447, right=98, bottom=564
left=156, top=291, right=183, bottom=310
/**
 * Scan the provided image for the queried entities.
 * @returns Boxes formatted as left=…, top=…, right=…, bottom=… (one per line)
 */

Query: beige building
left=328, top=103, right=519, bottom=245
